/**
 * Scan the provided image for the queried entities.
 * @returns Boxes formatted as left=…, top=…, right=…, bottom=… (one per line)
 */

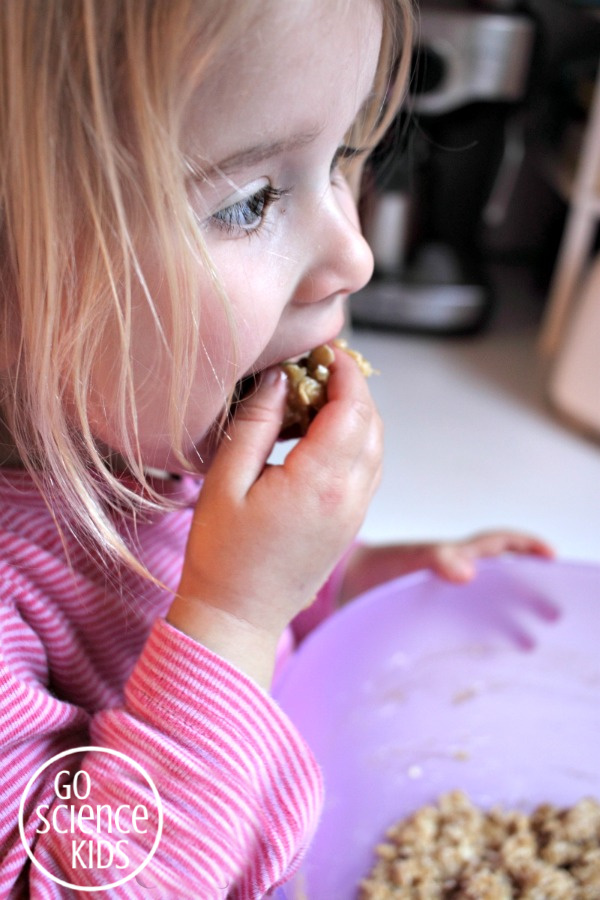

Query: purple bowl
left=272, top=556, right=600, bottom=899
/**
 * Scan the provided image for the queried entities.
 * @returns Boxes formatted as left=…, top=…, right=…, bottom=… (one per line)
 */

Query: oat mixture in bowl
left=359, top=791, right=600, bottom=900
left=271, top=559, right=600, bottom=900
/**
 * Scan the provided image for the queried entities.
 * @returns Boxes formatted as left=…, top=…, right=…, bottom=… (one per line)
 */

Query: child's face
left=96, top=0, right=382, bottom=472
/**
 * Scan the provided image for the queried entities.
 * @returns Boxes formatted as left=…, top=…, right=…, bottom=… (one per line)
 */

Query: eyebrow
left=189, top=126, right=325, bottom=181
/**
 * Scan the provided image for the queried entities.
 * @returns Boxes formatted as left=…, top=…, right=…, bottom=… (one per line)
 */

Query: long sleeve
left=0, top=471, right=323, bottom=899
left=0, top=610, right=322, bottom=899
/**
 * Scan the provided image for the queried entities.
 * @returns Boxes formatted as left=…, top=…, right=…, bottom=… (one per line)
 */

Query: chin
left=141, top=438, right=212, bottom=479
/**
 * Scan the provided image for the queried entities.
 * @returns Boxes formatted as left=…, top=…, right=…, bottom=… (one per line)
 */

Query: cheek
left=207, top=245, right=290, bottom=373
left=83, top=270, right=239, bottom=460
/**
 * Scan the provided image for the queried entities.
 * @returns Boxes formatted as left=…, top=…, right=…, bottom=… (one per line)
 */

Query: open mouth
left=229, top=341, right=374, bottom=440
left=231, top=371, right=261, bottom=408
left=229, top=368, right=303, bottom=440
left=230, top=345, right=337, bottom=438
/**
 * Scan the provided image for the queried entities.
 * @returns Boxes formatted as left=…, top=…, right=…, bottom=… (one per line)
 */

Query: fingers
left=205, top=345, right=382, bottom=531
left=207, top=368, right=288, bottom=495
left=278, top=346, right=382, bottom=525
left=289, top=343, right=382, bottom=473
left=432, top=547, right=477, bottom=583
left=460, top=530, right=556, bottom=561
left=433, top=530, right=556, bottom=584
left=180, top=348, right=383, bottom=643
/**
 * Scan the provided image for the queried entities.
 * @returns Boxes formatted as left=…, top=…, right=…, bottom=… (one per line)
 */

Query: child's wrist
left=166, top=596, right=280, bottom=690
left=337, top=543, right=372, bottom=607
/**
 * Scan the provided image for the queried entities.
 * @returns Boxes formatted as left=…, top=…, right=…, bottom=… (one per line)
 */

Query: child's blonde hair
left=0, top=0, right=413, bottom=575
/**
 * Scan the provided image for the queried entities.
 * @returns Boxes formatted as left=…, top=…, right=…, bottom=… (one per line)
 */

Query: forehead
left=184, top=0, right=383, bottom=165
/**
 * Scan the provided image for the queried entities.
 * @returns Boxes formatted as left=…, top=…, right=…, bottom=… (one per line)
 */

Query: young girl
left=0, top=1, right=553, bottom=896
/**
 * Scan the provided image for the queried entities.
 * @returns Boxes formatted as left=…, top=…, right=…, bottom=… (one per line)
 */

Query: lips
left=229, top=317, right=346, bottom=418
left=230, top=354, right=300, bottom=410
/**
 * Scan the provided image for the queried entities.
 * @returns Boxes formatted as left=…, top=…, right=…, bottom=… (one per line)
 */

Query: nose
left=294, top=180, right=374, bottom=305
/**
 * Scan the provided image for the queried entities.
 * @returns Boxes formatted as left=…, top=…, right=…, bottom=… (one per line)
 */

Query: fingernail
left=261, top=367, right=285, bottom=389
left=451, top=560, right=475, bottom=580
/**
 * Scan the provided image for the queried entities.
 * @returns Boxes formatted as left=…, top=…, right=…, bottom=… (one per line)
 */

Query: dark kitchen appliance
left=351, top=1, right=536, bottom=333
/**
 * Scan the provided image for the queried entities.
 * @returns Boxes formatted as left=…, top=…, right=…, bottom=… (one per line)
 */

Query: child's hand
left=168, top=347, right=382, bottom=685
left=413, top=530, right=555, bottom=582
left=339, top=531, right=556, bottom=605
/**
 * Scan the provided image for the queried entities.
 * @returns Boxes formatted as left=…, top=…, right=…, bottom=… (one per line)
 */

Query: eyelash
left=209, top=144, right=366, bottom=237
left=211, top=185, right=289, bottom=236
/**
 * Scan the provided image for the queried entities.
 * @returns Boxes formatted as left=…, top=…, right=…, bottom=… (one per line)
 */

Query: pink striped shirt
left=0, top=469, right=334, bottom=898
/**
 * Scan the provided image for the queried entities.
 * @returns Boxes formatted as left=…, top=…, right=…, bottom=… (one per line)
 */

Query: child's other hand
left=168, top=347, right=382, bottom=685
left=339, top=531, right=555, bottom=605
left=413, top=530, right=555, bottom=583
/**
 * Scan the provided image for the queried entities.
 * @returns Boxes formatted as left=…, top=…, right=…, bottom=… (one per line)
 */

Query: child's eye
left=211, top=185, right=288, bottom=235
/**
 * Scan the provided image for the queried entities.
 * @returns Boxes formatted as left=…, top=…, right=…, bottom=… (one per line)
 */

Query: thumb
left=208, top=367, right=288, bottom=495
left=433, top=545, right=476, bottom=583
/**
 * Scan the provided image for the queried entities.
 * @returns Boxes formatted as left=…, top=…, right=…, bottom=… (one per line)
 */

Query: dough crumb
left=358, top=792, right=600, bottom=899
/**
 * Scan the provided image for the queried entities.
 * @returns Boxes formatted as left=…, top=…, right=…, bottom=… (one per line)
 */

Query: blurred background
left=347, top=0, right=600, bottom=562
